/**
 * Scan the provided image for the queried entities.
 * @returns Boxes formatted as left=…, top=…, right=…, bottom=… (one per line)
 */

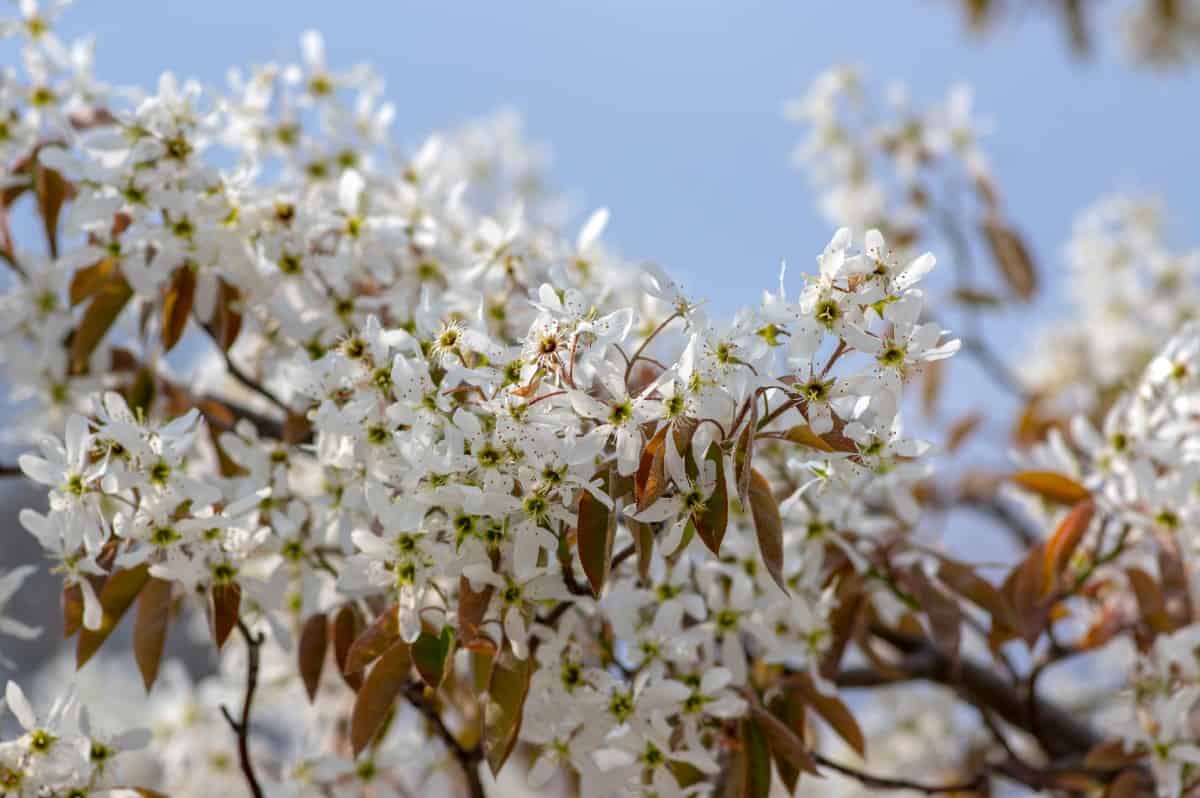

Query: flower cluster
left=0, top=680, right=147, bottom=795
left=1021, top=195, right=1200, bottom=416
left=784, top=65, right=992, bottom=246
left=4, top=3, right=1200, bottom=798
left=0, top=4, right=974, bottom=796
left=1012, top=323, right=1200, bottom=795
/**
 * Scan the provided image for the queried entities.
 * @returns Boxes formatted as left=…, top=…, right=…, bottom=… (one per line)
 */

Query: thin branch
left=623, top=312, right=680, bottom=387
left=867, top=625, right=1100, bottom=760
left=219, top=620, right=266, bottom=798
left=951, top=491, right=1040, bottom=549
left=403, top=682, right=485, bottom=798
left=0, top=463, right=22, bottom=478
left=219, top=349, right=292, bottom=416
left=961, top=336, right=1031, bottom=402
left=813, top=752, right=985, bottom=794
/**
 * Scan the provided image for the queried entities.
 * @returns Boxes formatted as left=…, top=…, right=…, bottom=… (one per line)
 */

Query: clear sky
left=51, top=0, right=1197, bottom=318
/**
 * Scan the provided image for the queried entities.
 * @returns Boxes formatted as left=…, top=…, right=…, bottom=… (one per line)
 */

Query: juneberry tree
left=0, top=4, right=1196, bottom=798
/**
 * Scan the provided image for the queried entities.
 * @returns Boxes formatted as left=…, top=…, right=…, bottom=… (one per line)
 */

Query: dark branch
left=865, top=625, right=1100, bottom=760
left=403, top=682, right=485, bottom=798
left=813, top=753, right=985, bottom=794
left=219, top=620, right=266, bottom=798
left=961, top=336, right=1031, bottom=402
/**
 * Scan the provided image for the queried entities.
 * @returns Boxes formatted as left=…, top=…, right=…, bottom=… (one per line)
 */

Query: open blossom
left=0, top=4, right=1194, bottom=798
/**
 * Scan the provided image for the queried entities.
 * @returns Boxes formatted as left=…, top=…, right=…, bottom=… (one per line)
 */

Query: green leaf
left=412, top=626, right=455, bottom=689
left=350, top=640, right=411, bottom=756
left=483, top=650, right=533, bottom=776
left=133, top=577, right=172, bottom=691
left=747, top=468, right=787, bottom=593
left=77, top=564, right=150, bottom=669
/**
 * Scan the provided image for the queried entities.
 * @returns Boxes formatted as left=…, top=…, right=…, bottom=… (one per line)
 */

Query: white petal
left=576, top=207, right=609, bottom=252
left=5, top=681, right=36, bottom=731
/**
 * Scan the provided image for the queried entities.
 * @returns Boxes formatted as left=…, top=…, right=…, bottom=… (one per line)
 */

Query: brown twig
left=219, top=620, right=266, bottom=798
left=866, top=625, right=1100, bottom=759
left=812, top=752, right=985, bottom=794
left=403, top=682, right=485, bottom=798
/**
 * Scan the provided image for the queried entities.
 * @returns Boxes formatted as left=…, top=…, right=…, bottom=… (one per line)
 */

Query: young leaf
left=34, top=162, right=70, bottom=257
left=71, top=273, right=133, bottom=373
left=901, top=567, right=962, bottom=663
left=1006, top=543, right=1050, bottom=644
left=332, top=604, right=364, bottom=691
left=70, top=257, right=117, bottom=306
left=784, top=425, right=835, bottom=453
left=298, top=612, right=329, bottom=702
left=735, top=401, right=758, bottom=506
left=766, top=688, right=810, bottom=793
left=936, top=556, right=1016, bottom=631
left=62, top=582, right=84, bottom=638
left=636, top=425, right=669, bottom=511
left=350, top=640, right=411, bottom=757
left=982, top=219, right=1037, bottom=300
left=694, top=443, right=729, bottom=555
left=1127, top=567, right=1173, bottom=634
left=483, top=649, right=533, bottom=776
left=1011, top=470, right=1089, bottom=505
left=209, top=583, right=241, bottom=650
left=412, top=626, right=456, bottom=689
left=748, top=702, right=818, bottom=778
left=788, top=673, right=865, bottom=758
left=133, top=577, right=173, bottom=691
left=577, top=481, right=614, bottom=596
left=1043, top=499, right=1095, bottom=590
left=629, top=518, right=654, bottom=582
left=458, top=576, right=496, bottom=653
left=160, top=265, right=196, bottom=352
left=747, top=468, right=787, bottom=594
left=739, top=717, right=773, bottom=798
left=210, top=278, right=243, bottom=352
left=77, top=564, right=150, bottom=669
left=344, top=605, right=401, bottom=674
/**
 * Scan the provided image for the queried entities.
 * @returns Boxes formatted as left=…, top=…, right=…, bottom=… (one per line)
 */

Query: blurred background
left=1, top=0, right=1197, bottom=682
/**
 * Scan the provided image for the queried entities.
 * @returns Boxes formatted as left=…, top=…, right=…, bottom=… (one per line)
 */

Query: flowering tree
left=0, top=5, right=1196, bottom=798
left=945, top=0, right=1200, bottom=66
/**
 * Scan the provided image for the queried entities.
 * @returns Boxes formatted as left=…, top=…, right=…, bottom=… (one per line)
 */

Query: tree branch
left=219, top=620, right=266, bottom=798
left=864, top=625, right=1100, bottom=760
left=403, top=682, right=485, bottom=798
left=813, top=752, right=985, bottom=794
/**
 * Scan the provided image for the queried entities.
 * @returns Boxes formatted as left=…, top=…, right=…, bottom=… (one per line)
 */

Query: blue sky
left=52, top=1, right=1198, bottom=317
left=55, top=1, right=1197, bottom=312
